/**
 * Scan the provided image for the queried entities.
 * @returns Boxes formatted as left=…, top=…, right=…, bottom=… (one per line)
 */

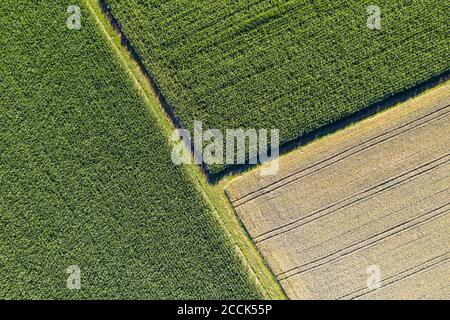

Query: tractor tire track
left=255, top=154, right=449, bottom=243
left=233, top=105, right=449, bottom=207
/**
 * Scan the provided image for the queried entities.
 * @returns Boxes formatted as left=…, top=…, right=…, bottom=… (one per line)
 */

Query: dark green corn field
left=106, top=0, right=449, bottom=173
left=0, top=0, right=260, bottom=299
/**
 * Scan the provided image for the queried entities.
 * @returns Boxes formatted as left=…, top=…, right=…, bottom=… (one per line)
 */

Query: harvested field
left=226, top=83, right=450, bottom=299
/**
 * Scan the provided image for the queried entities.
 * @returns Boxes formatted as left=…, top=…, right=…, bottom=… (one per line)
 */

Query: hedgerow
left=0, top=0, right=260, bottom=299
left=106, top=0, right=449, bottom=173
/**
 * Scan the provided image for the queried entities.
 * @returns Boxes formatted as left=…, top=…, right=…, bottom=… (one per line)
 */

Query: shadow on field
left=99, top=0, right=211, bottom=175
left=210, top=70, right=450, bottom=183
left=99, top=0, right=184, bottom=130
left=99, top=0, right=449, bottom=185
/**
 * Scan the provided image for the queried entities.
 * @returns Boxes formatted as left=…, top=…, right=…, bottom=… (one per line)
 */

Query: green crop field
left=106, top=0, right=449, bottom=173
left=0, top=0, right=260, bottom=299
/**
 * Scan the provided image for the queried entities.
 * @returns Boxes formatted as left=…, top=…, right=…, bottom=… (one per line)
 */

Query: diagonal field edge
left=98, top=0, right=450, bottom=184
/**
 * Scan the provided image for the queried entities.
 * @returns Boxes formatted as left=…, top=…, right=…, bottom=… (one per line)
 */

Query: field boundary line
left=83, top=0, right=287, bottom=300
left=233, top=105, right=450, bottom=207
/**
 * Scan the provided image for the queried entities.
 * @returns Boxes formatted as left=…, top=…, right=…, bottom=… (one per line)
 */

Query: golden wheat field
left=226, top=82, right=450, bottom=300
